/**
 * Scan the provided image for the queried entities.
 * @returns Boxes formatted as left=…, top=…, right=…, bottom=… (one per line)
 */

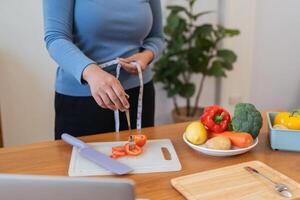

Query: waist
left=79, top=45, right=142, bottom=65
left=55, top=65, right=153, bottom=97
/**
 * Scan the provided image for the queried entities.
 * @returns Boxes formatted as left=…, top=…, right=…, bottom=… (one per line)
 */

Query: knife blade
left=61, top=133, right=133, bottom=175
left=125, top=110, right=135, bottom=150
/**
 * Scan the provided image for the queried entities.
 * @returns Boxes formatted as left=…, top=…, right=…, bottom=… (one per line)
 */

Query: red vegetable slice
left=112, top=146, right=126, bottom=153
left=110, top=154, right=122, bottom=159
left=128, top=134, right=147, bottom=147
left=124, top=144, right=143, bottom=156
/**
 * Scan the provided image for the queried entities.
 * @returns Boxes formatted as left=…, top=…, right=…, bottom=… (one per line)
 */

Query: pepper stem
left=290, top=109, right=300, bottom=117
left=214, top=112, right=224, bottom=124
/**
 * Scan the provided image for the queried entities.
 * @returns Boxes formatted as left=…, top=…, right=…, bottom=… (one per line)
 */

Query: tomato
left=128, top=134, right=147, bottom=147
left=124, top=144, right=143, bottom=156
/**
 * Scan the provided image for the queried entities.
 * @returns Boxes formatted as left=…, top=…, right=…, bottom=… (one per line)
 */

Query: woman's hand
left=118, top=50, right=154, bottom=74
left=83, top=64, right=129, bottom=111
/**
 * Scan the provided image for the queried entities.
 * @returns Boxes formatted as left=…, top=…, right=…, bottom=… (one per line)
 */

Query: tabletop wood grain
left=0, top=112, right=299, bottom=200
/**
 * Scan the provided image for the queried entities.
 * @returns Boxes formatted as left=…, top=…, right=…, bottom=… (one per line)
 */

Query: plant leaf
left=187, top=50, right=209, bottom=73
left=221, top=61, right=233, bottom=70
left=167, top=5, right=188, bottom=13
left=167, top=14, right=180, bottom=30
left=194, top=24, right=214, bottom=38
left=167, top=5, right=193, bottom=18
left=224, top=28, right=240, bottom=37
left=217, top=49, right=237, bottom=64
left=207, top=61, right=226, bottom=77
left=190, top=0, right=197, bottom=6
left=192, top=11, right=214, bottom=20
left=179, top=83, right=195, bottom=98
left=195, top=37, right=213, bottom=50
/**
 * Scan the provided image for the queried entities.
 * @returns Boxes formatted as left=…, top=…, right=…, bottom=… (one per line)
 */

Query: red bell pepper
left=200, top=105, right=231, bottom=133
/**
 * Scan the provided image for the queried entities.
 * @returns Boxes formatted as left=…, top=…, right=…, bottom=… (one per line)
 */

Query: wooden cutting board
left=171, top=161, right=300, bottom=200
left=68, top=139, right=182, bottom=176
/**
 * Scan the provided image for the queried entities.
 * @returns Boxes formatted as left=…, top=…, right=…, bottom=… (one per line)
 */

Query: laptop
left=0, top=174, right=135, bottom=200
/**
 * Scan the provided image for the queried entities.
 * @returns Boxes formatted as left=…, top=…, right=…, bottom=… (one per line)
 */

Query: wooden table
left=0, top=112, right=299, bottom=199
left=0, top=111, right=3, bottom=147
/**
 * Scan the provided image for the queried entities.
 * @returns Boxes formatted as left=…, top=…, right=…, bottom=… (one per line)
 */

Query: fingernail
left=125, top=104, right=130, bottom=109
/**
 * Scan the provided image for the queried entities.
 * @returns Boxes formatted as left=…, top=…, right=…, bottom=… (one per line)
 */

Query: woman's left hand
left=118, top=50, right=154, bottom=74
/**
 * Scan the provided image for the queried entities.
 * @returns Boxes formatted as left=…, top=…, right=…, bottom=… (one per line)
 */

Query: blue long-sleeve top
left=43, top=0, right=165, bottom=96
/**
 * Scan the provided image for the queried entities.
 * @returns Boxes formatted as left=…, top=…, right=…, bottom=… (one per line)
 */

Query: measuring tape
left=98, top=59, right=143, bottom=132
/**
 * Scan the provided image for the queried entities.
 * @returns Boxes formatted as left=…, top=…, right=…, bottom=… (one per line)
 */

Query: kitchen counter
left=0, top=112, right=299, bottom=199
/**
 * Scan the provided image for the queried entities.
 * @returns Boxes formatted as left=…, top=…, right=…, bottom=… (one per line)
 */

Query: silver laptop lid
left=0, top=174, right=135, bottom=200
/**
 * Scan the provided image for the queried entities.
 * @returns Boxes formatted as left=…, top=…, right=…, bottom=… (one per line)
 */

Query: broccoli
left=231, top=103, right=263, bottom=139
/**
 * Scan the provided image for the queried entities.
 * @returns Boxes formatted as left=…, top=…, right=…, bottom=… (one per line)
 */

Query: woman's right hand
left=83, top=64, right=129, bottom=111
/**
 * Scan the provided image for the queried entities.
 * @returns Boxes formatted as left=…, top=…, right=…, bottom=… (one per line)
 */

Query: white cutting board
left=68, top=139, right=182, bottom=176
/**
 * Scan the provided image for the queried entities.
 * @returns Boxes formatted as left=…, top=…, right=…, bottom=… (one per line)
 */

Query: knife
left=125, top=110, right=135, bottom=150
left=61, top=133, right=133, bottom=175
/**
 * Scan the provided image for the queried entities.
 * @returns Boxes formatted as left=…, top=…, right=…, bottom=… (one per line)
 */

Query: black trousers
left=55, top=81, right=155, bottom=139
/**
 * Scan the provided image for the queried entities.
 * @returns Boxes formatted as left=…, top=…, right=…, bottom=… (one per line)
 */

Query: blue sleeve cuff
left=75, top=60, right=97, bottom=85
left=47, top=38, right=96, bottom=85
left=142, top=37, right=165, bottom=62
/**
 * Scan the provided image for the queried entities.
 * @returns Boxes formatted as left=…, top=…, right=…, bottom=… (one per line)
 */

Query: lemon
left=185, top=121, right=207, bottom=145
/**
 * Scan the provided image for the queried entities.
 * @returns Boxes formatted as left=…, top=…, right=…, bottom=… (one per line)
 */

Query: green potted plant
left=154, top=0, right=240, bottom=122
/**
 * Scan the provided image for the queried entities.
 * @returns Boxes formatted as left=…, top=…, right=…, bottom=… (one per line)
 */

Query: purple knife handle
left=61, top=133, right=88, bottom=149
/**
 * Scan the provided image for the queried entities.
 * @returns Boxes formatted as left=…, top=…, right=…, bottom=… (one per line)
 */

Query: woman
left=43, top=0, right=165, bottom=139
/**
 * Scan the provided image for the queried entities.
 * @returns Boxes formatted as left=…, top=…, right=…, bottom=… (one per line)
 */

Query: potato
left=205, top=136, right=231, bottom=150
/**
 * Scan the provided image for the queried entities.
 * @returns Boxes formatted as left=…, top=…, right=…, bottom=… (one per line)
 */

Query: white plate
left=183, top=133, right=258, bottom=157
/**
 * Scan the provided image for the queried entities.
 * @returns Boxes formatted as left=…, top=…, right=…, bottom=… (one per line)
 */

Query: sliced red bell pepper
left=112, top=146, right=126, bottom=153
left=110, top=154, right=122, bottom=159
left=128, top=134, right=147, bottom=147
left=124, top=144, right=143, bottom=156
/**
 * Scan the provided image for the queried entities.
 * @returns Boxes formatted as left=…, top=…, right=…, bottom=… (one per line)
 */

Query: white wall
left=0, top=0, right=56, bottom=146
left=219, top=0, right=257, bottom=112
left=250, top=0, right=300, bottom=110
left=220, top=0, right=300, bottom=112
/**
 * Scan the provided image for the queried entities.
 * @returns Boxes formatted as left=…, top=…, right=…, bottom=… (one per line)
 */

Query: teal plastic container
left=267, top=112, right=300, bottom=152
